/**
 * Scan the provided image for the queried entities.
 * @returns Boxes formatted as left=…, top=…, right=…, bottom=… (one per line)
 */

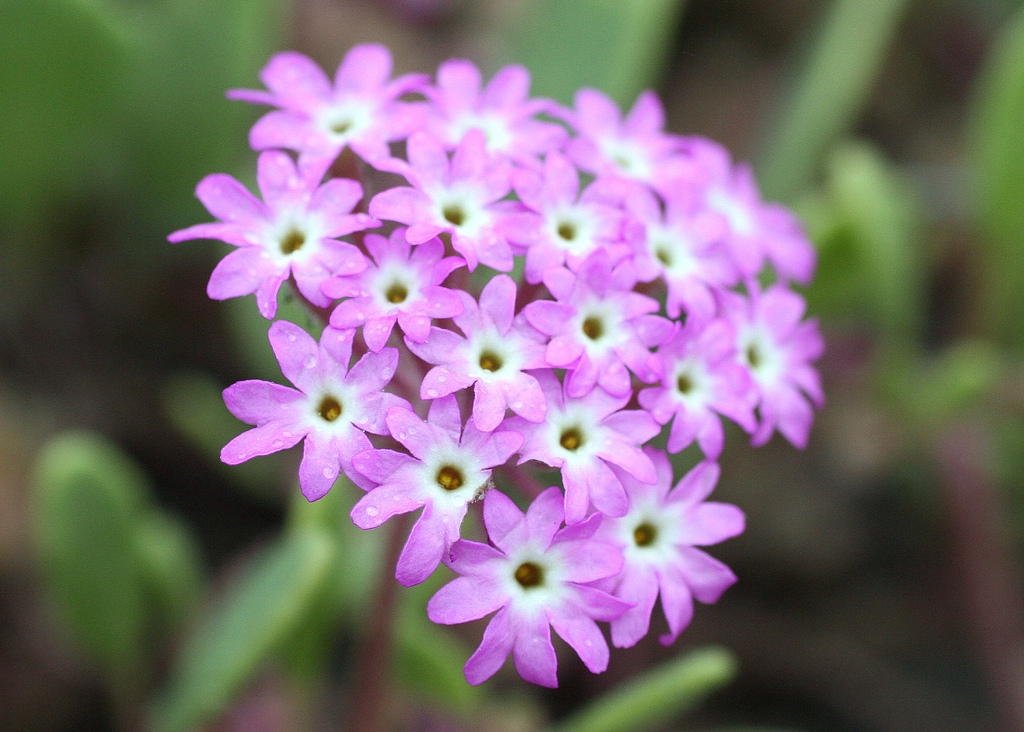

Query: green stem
left=756, top=0, right=913, bottom=202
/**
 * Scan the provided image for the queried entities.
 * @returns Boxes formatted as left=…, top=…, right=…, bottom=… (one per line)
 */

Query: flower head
left=220, top=321, right=410, bottom=499
left=168, top=151, right=377, bottom=319
left=595, top=454, right=744, bottom=647
left=228, top=45, right=428, bottom=177
left=406, top=275, right=549, bottom=432
left=323, top=228, right=464, bottom=351
left=427, top=487, right=631, bottom=687
left=350, top=396, right=522, bottom=586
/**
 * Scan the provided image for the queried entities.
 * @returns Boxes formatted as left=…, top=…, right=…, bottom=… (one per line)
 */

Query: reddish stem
left=938, top=420, right=1024, bottom=732
left=346, top=515, right=410, bottom=732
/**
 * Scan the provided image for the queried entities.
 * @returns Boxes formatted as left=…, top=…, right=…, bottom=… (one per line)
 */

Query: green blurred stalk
left=756, top=0, right=913, bottom=202
left=547, top=646, right=736, bottom=732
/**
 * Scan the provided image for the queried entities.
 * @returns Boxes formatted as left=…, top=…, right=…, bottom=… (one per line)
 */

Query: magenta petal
left=427, top=394, right=463, bottom=440
left=222, top=380, right=304, bottom=423
left=298, top=431, right=342, bottom=501
left=335, top=43, right=392, bottom=91
left=368, top=186, right=433, bottom=226
left=260, top=51, right=332, bottom=106
left=550, top=540, right=622, bottom=584
left=395, top=507, right=449, bottom=586
left=268, top=321, right=321, bottom=389
left=195, top=173, right=266, bottom=223
left=472, top=380, right=509, bottom=432
left=420, top=367, right=473, bottom=400
left=483, top=489, right=525, bottom=550
left=207, top=248, right=279, bottom=300
left=362, top=315, right=398, bottom=352
left=657, top=571, right=695, bottom=645
left=427, top=576, right=507, bottom=625
left=352, top=448, right=417, bottom=484
left=478, top=275, right=516, bottom=334
left=221, top=422, right=304, bottom=464
left=678, top=547, right=737, bottom=604
left=549, top=614, right=608, bottom=673
left=512, top=612, right=558, bottom=688
left=609, top=564, right=658, bottom=648
left=464, top=607, right=514, bottom=685
left=524, top=486, right=566, bottom=546
left=348, top=481, right=419, bottom=528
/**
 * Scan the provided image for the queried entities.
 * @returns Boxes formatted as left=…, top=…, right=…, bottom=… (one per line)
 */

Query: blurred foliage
left=0, top=0, right=285, bottom=240
left=32, top=431, right=204, bottom=692
left=547, top=647, right=737, bottom=732
left=757, top=0, right=913, bottom=202
left=797, top=141, right=926, bottom=347
left=971, top=4, right=1024, bottom=346
left=155, top=530, right=334, bottom=732
left=502, top=0, right=688, bottom=107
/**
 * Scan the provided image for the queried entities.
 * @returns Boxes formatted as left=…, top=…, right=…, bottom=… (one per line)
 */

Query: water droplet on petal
left=512, top=401, right=523, bottom=409
left=287, top=333, right=297, bottom=342
left=438, top=375, right=447, bottom=383
left=271, top=439, right=283, bottom=448
left=322, top=467, right=335, bottom=478
left=365, top=506, right=379, bottom=517
left=304, top=355, right=317, bottom=369
left=426, top=388, right=439, bottom=397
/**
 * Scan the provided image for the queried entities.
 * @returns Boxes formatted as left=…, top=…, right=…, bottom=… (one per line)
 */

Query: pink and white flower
left=220, top=321, right=410, bottom=500
left=168, top=151, right=377, bottom=319
left=350, top=396, right=522, bottom=586
left=427, top=487, right=631, bottom=687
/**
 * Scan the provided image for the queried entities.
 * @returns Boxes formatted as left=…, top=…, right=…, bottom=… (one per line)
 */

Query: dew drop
left=426, top=388, right=439, bottom=397
left=322, top=467, right=335, bottom=478
left=271, top=439, right=283, bottom=448
left=304, top=355, right=318, bottom=369
left=287, top=333, right=297, bottom=342
left=512, top=401, right=523, bottom=409
left=438, top=375, right=447, bottom=383
left=365, top=506, right=380, bottom=517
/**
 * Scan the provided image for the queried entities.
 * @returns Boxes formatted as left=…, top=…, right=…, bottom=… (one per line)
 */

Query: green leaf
left=32, top=431, right=151, bottom=684
left=155, top=531, right=335, bottom=732
left=0, top=0, right=131, bottom=229
left=547, top=646, right=737, bottom=732
left=502, top=0, right=687, bottom=107
left=757, top=0, right=913, bottom=201
left=133, top=512, right=205, bottom=632
left=882, top=340, right=1004, bottom=431
left=970, top=6, right=1024, bottom=345
left=799, top=141, right=925, bottom=345
left=394, top=581, right=486, bottom=714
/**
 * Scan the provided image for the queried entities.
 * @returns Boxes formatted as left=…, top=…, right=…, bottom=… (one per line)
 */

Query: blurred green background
left=4, top=0, right=1024, bottom=730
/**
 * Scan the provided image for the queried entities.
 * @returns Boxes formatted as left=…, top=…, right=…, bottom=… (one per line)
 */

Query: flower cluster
left=171, top=44, right=824, bottom=688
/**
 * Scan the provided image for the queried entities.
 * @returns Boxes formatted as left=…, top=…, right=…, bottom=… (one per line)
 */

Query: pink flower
left=228, top=45, right=428, bottom=177
left=168, top=151, right=377, bottom=319
left=721, top=283, right=825, bottom=448
left=427, top=487, right=631, bottom=687
left=323, top=228, right=464, bottom=351
left=682, top=137, right=816, bottom=284
left=368, top=130, right=519, bottom=272
left=638, top=318, right=757, bottom=459
left=220, top=321, right=410, bottom=500
left=563, top=89, right=691, bottom=193
left=595, top=454, right=743, bottom=648
left=619, top=185, right=738, bottom=326
left=405, top=275, right=549, bottom=432
left=509, top=371, right=660, bottom=524
left=523, top=253, right=673, bottom=398
left=510, top=152, right=631, bottom=283
left=350, top=396, right=522, bottom=586
left=422, top=60, right=567, bottom=164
